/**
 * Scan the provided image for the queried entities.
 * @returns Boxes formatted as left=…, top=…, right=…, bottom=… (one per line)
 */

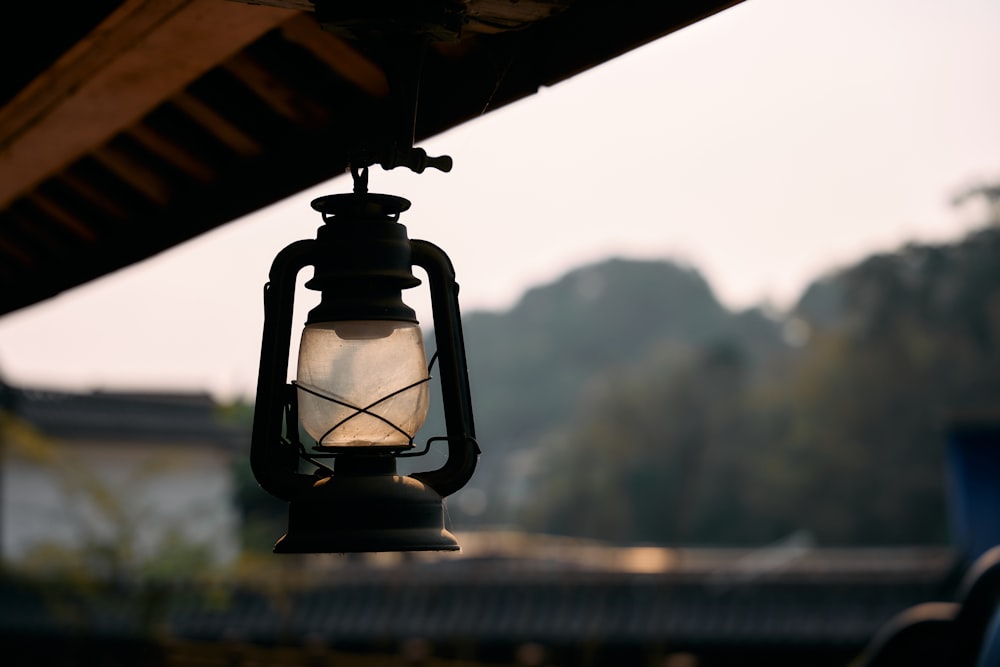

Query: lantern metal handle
left=250, top=238, right=319, bottom=502
left=410, top=239, right=480, bottom=497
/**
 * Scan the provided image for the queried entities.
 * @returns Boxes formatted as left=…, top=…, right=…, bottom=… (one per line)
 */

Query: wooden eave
left=0, top=0, right=744, bottom=316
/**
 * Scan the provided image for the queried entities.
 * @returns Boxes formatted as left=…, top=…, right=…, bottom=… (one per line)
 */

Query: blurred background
left=0, top=0, right=998, bottom=665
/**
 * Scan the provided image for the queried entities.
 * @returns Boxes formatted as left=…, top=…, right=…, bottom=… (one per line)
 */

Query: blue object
left=976, top=604, right=1000, bottom=667
left=946, top=420, right=1000, bottom=566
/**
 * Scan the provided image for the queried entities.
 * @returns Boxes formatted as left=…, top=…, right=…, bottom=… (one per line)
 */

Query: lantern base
left=274, top=471, right=460, bottom=553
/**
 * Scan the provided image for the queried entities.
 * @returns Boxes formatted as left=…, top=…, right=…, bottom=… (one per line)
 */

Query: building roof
left=5, top=384, right=246, bottom=448
left=0, top=0, right=744, bottom=317
left=0, top=547, right=959, bottom=665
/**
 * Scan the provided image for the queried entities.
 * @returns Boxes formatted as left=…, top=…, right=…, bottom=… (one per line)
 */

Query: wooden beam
left=24, top=193, right=97, bottom=242
left=0, top=0, right=299, bottom=209
left=170, top=91, right=263, bottom=158
left=278, top=12, right=390, bottom=99
left=222, top=51, right=332, bottom=127
left=92, top=144, right=174, bottom=207
left=57, top=171, right=132, bottom=222
left=126, top=124, right=217, bottom=184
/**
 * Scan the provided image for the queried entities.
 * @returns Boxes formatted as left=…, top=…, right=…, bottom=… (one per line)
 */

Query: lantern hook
left=351, top=164, right=370, bottom=194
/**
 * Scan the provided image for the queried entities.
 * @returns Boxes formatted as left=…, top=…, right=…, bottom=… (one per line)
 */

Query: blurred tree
left=755, top=226, right=1000, bottom=545
left=439, top=258, right=782, bottom=528
left=518, top=221, right=1000, bottom=546
left=952, top=181, right=1000, bottom=227
left=521, top=341, right=763, bottom=544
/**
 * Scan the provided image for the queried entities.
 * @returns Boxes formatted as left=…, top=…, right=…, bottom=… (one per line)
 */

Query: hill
left=409, top=257, right=786, bottom=529
left=503, top=227, right=1000, bottom=545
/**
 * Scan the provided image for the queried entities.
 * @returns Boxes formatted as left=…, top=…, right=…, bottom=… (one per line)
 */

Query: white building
left=0, top=383, right=247, bottom=576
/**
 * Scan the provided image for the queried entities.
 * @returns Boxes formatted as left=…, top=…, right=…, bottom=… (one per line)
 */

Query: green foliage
left=450, top=224, right=1000, bottom=546
left=427, top=258, right=779, bottom=529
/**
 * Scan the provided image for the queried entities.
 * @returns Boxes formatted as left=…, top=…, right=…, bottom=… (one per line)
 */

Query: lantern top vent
left=311, top=192, right=412, bottom=223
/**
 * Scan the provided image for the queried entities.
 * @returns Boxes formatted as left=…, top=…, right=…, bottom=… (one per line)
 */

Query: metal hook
left=351, top=164, right=370, bottom=193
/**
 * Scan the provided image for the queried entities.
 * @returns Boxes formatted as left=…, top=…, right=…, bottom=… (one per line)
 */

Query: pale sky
left=1, top=0, right=998, bottom=400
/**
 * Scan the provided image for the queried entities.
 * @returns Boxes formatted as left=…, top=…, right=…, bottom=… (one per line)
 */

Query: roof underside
left=0, top=0, right=743, bottom=317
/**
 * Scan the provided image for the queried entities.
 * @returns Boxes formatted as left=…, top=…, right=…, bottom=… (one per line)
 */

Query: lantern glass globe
left=296, top=320, right=430, bottom=448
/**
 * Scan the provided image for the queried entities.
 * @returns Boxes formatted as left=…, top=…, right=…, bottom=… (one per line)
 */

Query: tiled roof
left=4, top=384, right=247, bottom=448
left=0, top=549, right=958, bottom=658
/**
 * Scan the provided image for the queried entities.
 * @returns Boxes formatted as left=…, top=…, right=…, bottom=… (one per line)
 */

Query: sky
left=0, top=0, right=998, bottom=400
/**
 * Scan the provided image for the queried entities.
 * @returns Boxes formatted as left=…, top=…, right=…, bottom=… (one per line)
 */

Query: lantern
left=250, top=167, right=479, bottom=553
